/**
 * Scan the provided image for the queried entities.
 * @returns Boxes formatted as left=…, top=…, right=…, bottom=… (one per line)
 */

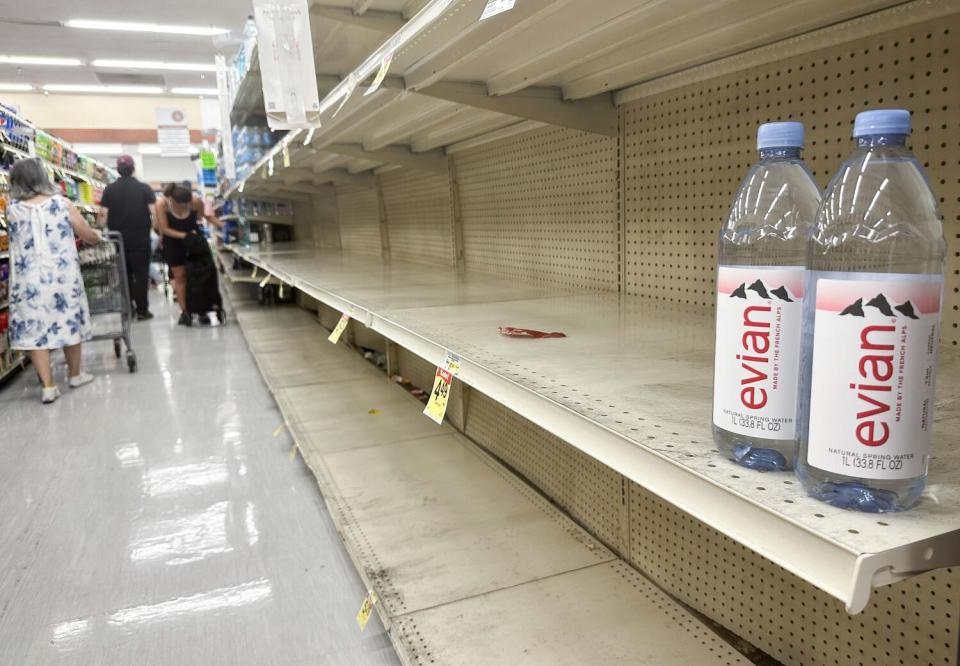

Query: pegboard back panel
left=379, top=167, right=455, bottom=266
left=310, top=185, right=341, bottom=249
left=454, top=126, right=620, bottom=291
left=335, top=183, right=381, bottom=256
left=622, top=14, right=960, bottom=346
left=396, top=346, right=436, bottom=394
left=464, top=391, right=624, bottom=550
left=628, top=481, right=959, bottom=666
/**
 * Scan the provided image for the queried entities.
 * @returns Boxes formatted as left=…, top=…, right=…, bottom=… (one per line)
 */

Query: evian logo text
left=850, top=324, right=895, bottom=446
left=737, top=304, right=771, bottom=410
left=839, top=292, right=915, bottom=448
left=729, top=279, right=794, bottom=411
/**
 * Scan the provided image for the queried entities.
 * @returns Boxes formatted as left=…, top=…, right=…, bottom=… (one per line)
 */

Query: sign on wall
left=155, top=107, right=191, bottom=156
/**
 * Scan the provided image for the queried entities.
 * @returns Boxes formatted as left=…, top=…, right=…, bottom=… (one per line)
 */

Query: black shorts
left=163, top=237, right=186, bottom=267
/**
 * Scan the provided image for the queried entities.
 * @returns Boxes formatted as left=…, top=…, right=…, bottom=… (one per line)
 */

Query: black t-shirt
left=101, top=176, right=156, bottom=251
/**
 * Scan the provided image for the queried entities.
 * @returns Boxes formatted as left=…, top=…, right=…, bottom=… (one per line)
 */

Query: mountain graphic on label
left=865, top=294, right=894, bottom=316
left=770, top=285, right=793, bottom=302
left=747, top=280, right=770, bottom=299
left=839, top=293, right=919, bottom=318
left=895, top=301, right=919, bottom=319
left=840, top=298, right=865, bottom=316
left=729, top=280, right=794, bottom=302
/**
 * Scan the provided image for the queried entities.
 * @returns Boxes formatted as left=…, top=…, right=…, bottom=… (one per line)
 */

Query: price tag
left=364, top=49, right=394, bottom=97
left=328, top=313, right=350, bottom=343
left=480, top=0, right=515, bottom=20
left=259, top=274, right=271, bottom=288
left=444, top=351, right=461, bottom=375
left=282, top=144, right=291, bottom=168
left=303, top=127, right=316, bottom=145
left=267, top=156, right=275, bottom=177
left=250, top=267, right=258, bottom=279
left=423, top=367, right=453, bottom=424
left=356, top=590, right=377, bottom=631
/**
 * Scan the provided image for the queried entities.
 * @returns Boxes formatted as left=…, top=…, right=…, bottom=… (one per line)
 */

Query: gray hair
left=10, top=158, right=57, bottom=200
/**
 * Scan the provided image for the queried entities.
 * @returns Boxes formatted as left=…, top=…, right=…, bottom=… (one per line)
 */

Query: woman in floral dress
left=7, top=158, right=103, bottom=403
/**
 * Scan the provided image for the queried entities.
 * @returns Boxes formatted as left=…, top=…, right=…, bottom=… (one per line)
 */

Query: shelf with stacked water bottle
left=0, top=103, right=112, bottom=209
left=0, top=203, right=21, bottom=383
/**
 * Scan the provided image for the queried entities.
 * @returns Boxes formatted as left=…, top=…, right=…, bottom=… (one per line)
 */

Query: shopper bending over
left=6, top=158, right=102, bottom=404
left=156, top=182, right=222, bottom=326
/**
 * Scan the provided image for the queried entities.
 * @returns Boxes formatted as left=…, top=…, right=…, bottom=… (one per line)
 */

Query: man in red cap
left=99, top=155, right=157, bottom=320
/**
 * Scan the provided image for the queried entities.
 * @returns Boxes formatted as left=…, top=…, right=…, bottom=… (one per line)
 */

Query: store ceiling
left=0, top=0, right=256, bottom=90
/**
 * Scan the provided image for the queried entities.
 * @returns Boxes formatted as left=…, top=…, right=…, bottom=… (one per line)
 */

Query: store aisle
left=0, top=297, right=400, bottom=665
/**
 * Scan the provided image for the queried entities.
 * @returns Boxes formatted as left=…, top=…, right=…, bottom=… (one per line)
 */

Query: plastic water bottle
left=713, top=122, right=821, bottom=471
left=797, top=109, right=945, bottom=512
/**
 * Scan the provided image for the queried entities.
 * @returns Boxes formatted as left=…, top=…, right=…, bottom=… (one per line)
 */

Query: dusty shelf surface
left=232, top=304, right=751, bottom=665
left=230, top=243, right=960, bottom=614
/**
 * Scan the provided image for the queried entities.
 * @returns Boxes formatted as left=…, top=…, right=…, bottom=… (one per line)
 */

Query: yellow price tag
left=282, top=144, right=291, bottom=168
left=356, top=591, right=376, bottom=631
left=423, top=367, right=453, bottom=424
left=250, top=267, right=258, bottom=279
left=444, top=351, right=461, bottom=375
left=328, top=313, right=350, bottom=343
left=259, top=274, right=271, bottom=288
left=273, top=423, right=285, bottom=437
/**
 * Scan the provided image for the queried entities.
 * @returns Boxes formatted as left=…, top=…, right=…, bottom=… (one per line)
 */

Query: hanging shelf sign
left=253, top=0, right=321, bottom=129
left=364, top=36, right=400, bottom=97
left=479, top=0, right=515, bottom=20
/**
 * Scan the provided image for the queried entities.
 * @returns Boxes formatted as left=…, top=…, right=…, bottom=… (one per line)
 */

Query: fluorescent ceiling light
left=0, top=55, right=83, bottom=66
left=93, top=59, right=216, bottom=73
left=0, top=83, right=33, bottom=91
left=65, top=19, right=228, bottom=36
left=170, top=87, right=219, bottom=96
left=43, top=84, right=165, bottom=95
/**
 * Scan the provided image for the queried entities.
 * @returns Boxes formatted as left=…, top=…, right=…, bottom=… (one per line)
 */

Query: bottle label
left=713, top=266, right=805, bottom=440
left=807, top=274, right=942, bottom=480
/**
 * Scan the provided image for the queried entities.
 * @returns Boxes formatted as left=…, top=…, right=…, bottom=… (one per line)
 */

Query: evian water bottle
left=797, top=109, right=945, bottom=511
left=713, top=122, right=820, bottom=471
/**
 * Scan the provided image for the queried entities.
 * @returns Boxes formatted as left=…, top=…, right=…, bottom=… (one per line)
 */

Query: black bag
left=183, top=234, right=223, bottom=316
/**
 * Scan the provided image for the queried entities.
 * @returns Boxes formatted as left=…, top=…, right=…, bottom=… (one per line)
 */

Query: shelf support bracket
left=325, top=143, right=449, bottom=174
left=309, top=4, right=405, bottom=33
left=415, top=82, right=618, bottom=137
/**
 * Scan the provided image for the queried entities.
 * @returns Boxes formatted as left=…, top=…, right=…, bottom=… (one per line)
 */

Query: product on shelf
left=712, top=122, right=821, bottom=472
left=232, top=125, right=282, bottom=180
left=798, top=109, right=946, bottom=512
left=0, top=261, right=8, bottom=302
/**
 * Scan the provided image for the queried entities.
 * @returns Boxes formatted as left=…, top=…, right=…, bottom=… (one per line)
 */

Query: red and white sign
left=713, top=265, right=805, bottom=440
left=156, top=107, right=191, bottom=156
left=806, top=274, right=942, bottom=480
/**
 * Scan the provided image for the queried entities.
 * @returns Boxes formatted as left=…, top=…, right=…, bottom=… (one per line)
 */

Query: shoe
left=178, top=312, right=192, bottom=327
left=68, top=372, right=95, bottom=389
left=198, top=314, right=211, bottom=326
left=42, top=386, right=60, bottom=404
left=137, top=311, right=154, bottom=321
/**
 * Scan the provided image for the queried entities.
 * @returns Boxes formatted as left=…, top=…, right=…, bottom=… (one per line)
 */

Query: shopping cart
left=78, top=231, right=137, bottom=372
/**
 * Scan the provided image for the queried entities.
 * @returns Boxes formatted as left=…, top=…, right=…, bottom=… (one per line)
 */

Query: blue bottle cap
left=853, top=109, right=911, bottom=137
left=757, top=122, right=804, bottom=150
